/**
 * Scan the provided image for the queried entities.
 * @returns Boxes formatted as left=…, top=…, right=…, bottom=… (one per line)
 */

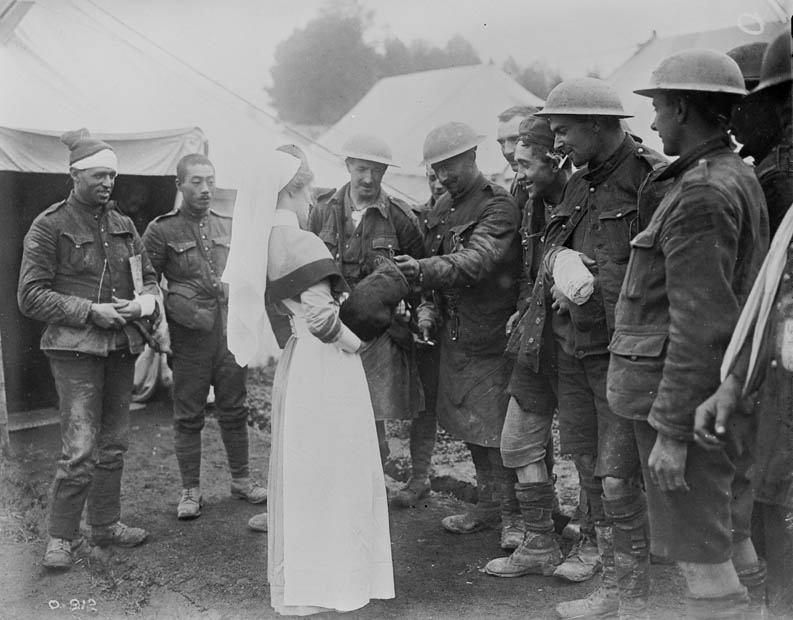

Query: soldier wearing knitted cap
left=697, top=30, right=793, bottom=618
left=395, top=121, right=521, bottom=539
left=531, top=78, right=668, bottom=620
left=484, top=116, right=576, bottom=578
left=18, top=129, right=160, bottom=569
left=309, top=133, right=427, bottom=476
left=609, top=49, right=769, bottom=620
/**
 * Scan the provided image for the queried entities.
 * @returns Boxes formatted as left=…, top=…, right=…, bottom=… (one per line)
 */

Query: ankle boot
left=603, top=493, right=650, bottom=620
left=556, top=524, right=619, bottom=619
left=390, top=415, right=436, bottom=509
left=737, top=559, right=768, bottom=620
left=485, top=481, right=561, bottom=577
left=685, top=588, right=750, bottom=619
left=442, top=447, right=501, bottom=533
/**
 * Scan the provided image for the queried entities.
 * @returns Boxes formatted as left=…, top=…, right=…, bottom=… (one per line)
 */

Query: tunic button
left=436, top=234, right=441, bottom=239
left=771, top=359, right=778, bottom=368
left=616, top=212, right=622, bottom=217
left=637, top=147, right=644, bottom=153
left=432, top=249, right=436, bottom=254
left=202, top=235, right=207, bottom=239
left=205, top=246, right=210, bottom=251
left=784, top=274, right=791, bottom=281
left=589, top=187, right=595, bottom=193
left=630, top=355, right=637, bottom=361
left=561, top=225, right=567, bottom=230
left=535, top=318, right=541, bottom=324
left=104, top=242, right=109, bottom=247
left=528, top=337, right=534, bottom=344
left=451, top=208, right=455, bottom=212
left=574, top=205, right=581, bottom=211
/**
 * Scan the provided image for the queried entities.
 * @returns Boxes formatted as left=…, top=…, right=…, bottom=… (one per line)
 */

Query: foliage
left=268, top=0, right=481, bottom=125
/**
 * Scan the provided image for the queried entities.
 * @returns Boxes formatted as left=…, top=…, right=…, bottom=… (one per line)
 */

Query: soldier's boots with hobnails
left=230, top=477, right=268, bottom=504
left=390, top=476, right=432, bottom=508
left=486, top=481, right=562, bottom=577
left=391, top=415, right=436, bottom=509
left=554, top=531, right=602, bottom=582
left=90, top=521, right=149, bottom=548
left=556, top=524, right=619, bottom=619
left=442, top=472, right=502, bottom=534
left=42, top=536, right=84, bottom=569
left=500, top=511, right=526, bottom=550
left=604, top=493, right=651, bottom=620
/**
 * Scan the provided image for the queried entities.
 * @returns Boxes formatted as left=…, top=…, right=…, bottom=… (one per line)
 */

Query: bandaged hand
left=552, top=249, right=595, bottom=305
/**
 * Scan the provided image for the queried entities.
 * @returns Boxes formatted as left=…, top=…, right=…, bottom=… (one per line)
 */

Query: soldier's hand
left=90, top=303, right=126, bottom=329
left=394, top=255, right=420, bottom=280
left=550, top=285, right=572, bottom=315
left=694, top=374, right=741, bottom=450
left=579, top=253, right=597, bottom=269
left=505, top=311, right=519, bottom=336
left=112, top=296, right=142, bottom=320
left=394, top=300, right=411, bottom=323
left=648, top=434, right=690, bottom=493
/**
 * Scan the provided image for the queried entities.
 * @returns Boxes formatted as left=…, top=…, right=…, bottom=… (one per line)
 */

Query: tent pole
left=0, top=329, right=10, bottom=458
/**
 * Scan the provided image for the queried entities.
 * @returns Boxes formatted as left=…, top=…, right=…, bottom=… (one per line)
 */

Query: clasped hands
left=90, top=296, right=142, bottom=329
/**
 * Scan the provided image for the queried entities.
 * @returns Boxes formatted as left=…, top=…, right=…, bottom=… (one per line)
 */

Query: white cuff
left=135, top=294, right=157, bottom=317
left=333, top=324, right=362, bottom=353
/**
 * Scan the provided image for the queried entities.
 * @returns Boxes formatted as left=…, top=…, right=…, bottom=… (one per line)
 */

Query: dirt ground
left=0, top=369, right=689, bottom=620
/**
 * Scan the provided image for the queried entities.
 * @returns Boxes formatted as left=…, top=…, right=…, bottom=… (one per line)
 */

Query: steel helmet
left=340, top=133, right=398, bottom=167
left=634, top=49, right=747, bottom=97
left=753, top=30, right=793, bottom=93
left=534, top=77, right=632, bottom=118
left=727, top=42, right=769, bottom=88
left=422, top=122, right=486, bottom=166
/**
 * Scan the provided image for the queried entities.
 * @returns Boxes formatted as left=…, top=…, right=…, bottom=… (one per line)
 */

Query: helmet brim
left=341, top=151, right=400, bottom=167
left=534, top=108, right=633, bottom=118
left=420, top=135, right=486, bottom=167
left=633, top=84, right=747, bottom=98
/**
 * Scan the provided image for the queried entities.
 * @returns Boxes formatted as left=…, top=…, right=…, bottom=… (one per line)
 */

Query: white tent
left=320, top=63, right=544, bottom=202
left=608, top=20, right=789, bottom=154
left=0, top=0, right=350, bottom=189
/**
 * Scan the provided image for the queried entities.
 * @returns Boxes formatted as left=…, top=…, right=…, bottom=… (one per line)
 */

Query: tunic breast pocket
left=600, top=208, right=638, bottom=264
left=623, top=227, right=658, bottom=301
left=166, top=240, right=201, bottom=275
left=447, top=221, right=477, bottom=253
left=318, top=228, right=339, bottom=257
left=60, top=232, right=96, bottom=274
left=211, top=236, right=231, bottom=271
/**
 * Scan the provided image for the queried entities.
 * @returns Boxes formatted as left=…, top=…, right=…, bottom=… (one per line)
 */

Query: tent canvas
left=0, top=126, right=210, bottom=426
left=608, top=21, right=789, bottom=154
left=320, top=63, right=545, bottom=202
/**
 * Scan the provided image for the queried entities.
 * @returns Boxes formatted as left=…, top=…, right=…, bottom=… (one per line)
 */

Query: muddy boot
left=556, top=524, right=619, bottom=619
left=737, top=559, right=768, bottom=620
left=442, top=445, right=501, bottom=534
left=685, top=588, right=749, bottom=619
left=486, top=481, right=562, bottom=577
left=390, top=415, right=436, bottom=509
left=603, top=493, right=650, bottom=620
left=500, top=469, right=524, bottom=550
left=554, top=531, right=601, bottom=582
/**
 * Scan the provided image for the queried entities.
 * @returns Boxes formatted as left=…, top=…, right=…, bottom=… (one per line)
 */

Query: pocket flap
left=609, top=331, right=667, bottom=357
left=599, top=207, right=637, bottom=221
left=371, top=236, right=398, bottom=250
left=167, top=240, right=197, bottom=254
left=448, top=220, right=477, bottom=236
left=212, top=236, right=231, bottom=248
left=167, top=283, right=198, bottom=299
left=61, top=232, right=93, bottom=247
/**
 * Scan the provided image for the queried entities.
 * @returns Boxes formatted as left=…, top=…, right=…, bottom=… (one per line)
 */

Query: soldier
left=609, top=49, right=768, bottom=619
left=18, top=129, right=158, bottom=568
left=309, top=134, right=426, bottom=468
left=497, top=105, right=539, bottom=206
left=389, top=166, right=446, bottom=509
left=143, top=154, right=267, bottom=520
left=697, top=32, right=793, bottom=618
left=532, top=78, right=668, bottom=620
left=394, top=122, right=521, bottom=540
left=485, top=117, right=576, bottom=576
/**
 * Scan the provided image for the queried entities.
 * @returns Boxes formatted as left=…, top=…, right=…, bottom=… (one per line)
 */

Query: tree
left=268, top=0, right=482, bottom=125
left=268, top=3, right=379, bottom=125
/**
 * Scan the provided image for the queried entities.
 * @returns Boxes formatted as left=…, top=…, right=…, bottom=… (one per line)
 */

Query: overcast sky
left=99, top=0, right=791, bottom=106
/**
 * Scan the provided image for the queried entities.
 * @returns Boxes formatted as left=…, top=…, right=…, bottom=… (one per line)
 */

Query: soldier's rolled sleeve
left=18, top=219, right=93, bottom=326
left=648, top=188, right=743, bottom=439
left=418, top=196, right=518, bottom=290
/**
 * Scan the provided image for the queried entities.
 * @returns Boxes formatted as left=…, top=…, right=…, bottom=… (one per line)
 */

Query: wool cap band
left=61, top=128, right=117, bottom=171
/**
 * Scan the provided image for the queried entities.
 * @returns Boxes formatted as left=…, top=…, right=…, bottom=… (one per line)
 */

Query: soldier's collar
left=583, top=134, right=635, bottom=186
left=657, top=135, right=731, bottom=182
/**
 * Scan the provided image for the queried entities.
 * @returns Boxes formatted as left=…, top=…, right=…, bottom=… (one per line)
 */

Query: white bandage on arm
left=552, top=249, right=595, bottom=305
left=134, top=294, right=157, bottom=317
